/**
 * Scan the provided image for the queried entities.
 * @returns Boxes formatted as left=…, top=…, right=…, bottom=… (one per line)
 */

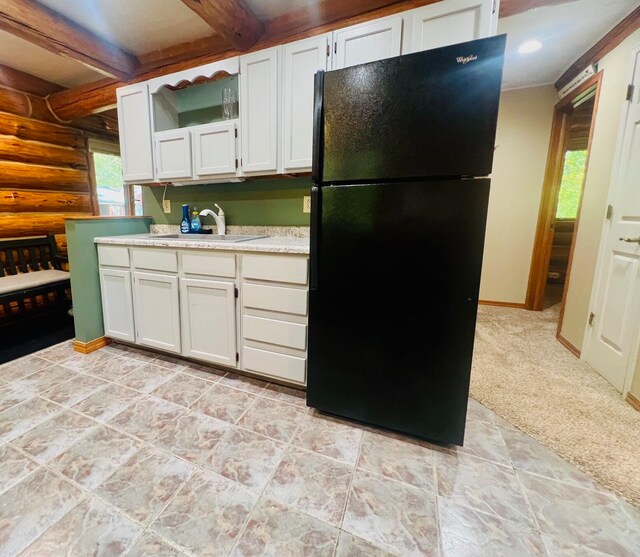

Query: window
left=556, top=149, right=587, bottom=220
left=89, top=140, right=143, bottom=216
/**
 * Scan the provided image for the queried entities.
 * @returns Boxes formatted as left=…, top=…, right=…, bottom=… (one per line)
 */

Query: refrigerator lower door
left=307, top=179, right=490, bottom=445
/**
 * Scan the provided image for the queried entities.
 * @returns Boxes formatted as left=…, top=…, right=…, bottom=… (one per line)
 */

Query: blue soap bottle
left=180, top=204, right=190, bottom=234
left=191, top=207, right=201, bottom=233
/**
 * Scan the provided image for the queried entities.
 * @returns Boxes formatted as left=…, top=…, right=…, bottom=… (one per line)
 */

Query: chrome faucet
left=199, top=204, right=226, bottom=235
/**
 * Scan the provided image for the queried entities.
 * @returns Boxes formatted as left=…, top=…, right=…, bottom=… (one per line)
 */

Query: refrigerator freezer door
left=317, top=35, right=505, bottom=183
left=307, top=179, right=490, bottom=445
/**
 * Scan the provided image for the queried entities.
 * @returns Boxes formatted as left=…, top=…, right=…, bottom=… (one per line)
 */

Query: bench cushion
left=0, top=270, right=70, bottom=295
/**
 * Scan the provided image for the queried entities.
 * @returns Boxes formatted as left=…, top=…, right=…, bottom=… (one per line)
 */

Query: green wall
left=143, top=177, right=311, bottom=226
left=66, top=217, right=152, bottom=343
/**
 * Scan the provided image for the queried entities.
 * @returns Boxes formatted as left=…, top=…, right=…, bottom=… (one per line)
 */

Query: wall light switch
left=303, top=196, right=311, bottom=214
left=162, top=199, right=171, bottom=213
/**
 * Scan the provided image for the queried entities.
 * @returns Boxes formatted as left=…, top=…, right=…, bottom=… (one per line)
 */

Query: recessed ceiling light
left=518, top=40, right=542, bottom=54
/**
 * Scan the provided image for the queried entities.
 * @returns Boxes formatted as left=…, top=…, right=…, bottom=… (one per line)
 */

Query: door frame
left=525, top=74, right=603, bottom=334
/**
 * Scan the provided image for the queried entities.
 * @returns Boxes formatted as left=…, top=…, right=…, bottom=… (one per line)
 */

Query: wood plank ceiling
left=0, top=0, right=575, bottom=122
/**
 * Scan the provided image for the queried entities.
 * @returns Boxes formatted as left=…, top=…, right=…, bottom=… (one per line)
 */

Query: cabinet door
left=133, top=271, right=181, bottom=353
left=282, top=35, right=330, bottom=171
left=240, top=47, right=279, bottom=174
left=192, top=122, right=237, bottom=178
left=99, top=268, right=135, bottom=342
left=333, top=16, right=402, bottom=69
left=180, top=278, right=237, bottom=367
left=116, top=83, right=154, bottom=183
left=155, top=129, right=192, bottom=180
left=409, top=0, right=495, bottom=53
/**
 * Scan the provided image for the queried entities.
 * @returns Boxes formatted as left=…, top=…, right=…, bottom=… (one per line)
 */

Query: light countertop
left=94, top=233, right=310, bottom=255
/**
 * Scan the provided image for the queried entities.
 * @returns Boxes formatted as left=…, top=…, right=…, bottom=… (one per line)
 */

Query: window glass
left=556, top=150, right=587, bottom=220
left=133, top=185, right=143, bottom=216
left=94, top=152, right=127, bottom=216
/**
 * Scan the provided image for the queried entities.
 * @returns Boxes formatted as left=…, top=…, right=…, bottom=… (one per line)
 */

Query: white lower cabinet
left=99, top=268, right=135, bottom=342
left=133, top=271, right=181, bottom=353
left=240, top=253, right=309, bottom=385
left=98, top=245, right=309, bottom=385
left=180, top=278, right=237, bottom=367
left=243, top=347, right=306, bottom=384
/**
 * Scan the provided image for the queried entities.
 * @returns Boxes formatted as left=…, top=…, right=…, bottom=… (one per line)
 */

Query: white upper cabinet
left=192, top=121, right=238, bottom=178
left=116, top=0, right=498, bottom=184
left=333, top=16, right=403, bottom=69
left=282, top=34, right=330, bottom=171
left=407, top=0, right=496, bottom=54
left=116, top=83, right=154, bottom=183
left=154, top=129, right=192, bottom=181
left=240, top=47, right=280, bottom=174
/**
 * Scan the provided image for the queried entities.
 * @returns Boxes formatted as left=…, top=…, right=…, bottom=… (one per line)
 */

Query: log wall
left=0, top=87, right=98, bottom=253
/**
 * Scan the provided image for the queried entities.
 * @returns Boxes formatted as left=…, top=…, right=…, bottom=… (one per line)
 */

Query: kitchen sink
left=154, top=234, right=268, bottom=243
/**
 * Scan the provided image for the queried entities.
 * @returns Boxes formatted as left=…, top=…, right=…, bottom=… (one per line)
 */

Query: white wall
left=480, top=85, right=558, bottom=304
left=560, top=28, right=640, bottom=351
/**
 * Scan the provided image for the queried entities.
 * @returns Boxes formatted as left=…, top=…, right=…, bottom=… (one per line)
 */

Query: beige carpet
left=471, top=304, right=640, bottom=507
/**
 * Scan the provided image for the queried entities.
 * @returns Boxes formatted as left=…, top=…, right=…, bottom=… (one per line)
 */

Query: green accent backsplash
left=66, top=217, right=152, bottom=343
left=143, top=177, right=312, bottom=226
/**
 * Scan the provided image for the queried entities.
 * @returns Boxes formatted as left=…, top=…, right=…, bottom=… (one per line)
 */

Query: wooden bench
left=0, top=235, right=71, bottom=325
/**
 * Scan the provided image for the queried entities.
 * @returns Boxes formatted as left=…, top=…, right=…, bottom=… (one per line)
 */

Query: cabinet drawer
left=181, top=251, right=236, bottom=278
left=243, top=346, right=306, bottom=384
left=242, top=255, right=308, bottom=284
left=132, top=248, right=177, bottom=272
left=243, top=315, right=307, bottom=350
left=98, top=245, right=130, bottom=268
left=243, top=283, right=308, bottom=316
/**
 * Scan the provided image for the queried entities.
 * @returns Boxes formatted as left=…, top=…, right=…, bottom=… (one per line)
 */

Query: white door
left=333, top=16, right=403, bottom=69
left=192, top=122, right=237, bottom=178
left=282, top=34, right=330, bottom=171
left=155, top=129, right=192, bottom=180
left=409, top=0, right=496, bottom=54
left=180, top=278, right=237, bottom=366
left=99, top=268, right=135, bottom=342
left=133, top=271, right=181, bottom=353
left=584, top=52, right=640, bottom=393
left=116, top=83, right=154, bottom=183
left=240, top=47, right=280, bottom=174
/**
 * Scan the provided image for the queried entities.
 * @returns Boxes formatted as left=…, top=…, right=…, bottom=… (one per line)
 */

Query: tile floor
left=0, top=341, right=639, bottom=556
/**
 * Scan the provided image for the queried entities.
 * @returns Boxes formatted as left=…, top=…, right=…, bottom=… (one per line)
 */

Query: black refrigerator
left=307, top=35, right=506, bottom=446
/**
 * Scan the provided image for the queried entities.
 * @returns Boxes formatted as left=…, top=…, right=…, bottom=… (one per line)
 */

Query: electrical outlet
left=303, top=196, right=311, bottom=214
left=162, top=199, right=171, bottom=213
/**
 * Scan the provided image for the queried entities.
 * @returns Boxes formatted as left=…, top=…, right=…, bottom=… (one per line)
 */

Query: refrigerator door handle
left=311, top=71, right=325, bottom=183
left=310, top=185, right=320, bottom=291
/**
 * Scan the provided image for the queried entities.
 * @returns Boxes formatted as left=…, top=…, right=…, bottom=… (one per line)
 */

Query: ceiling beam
left=555, top=6, right=640, bottom=90
left=138, top=35, right=231, bottom=72
left=0, top=63, right=63, bottom=96
left=46, top=78, right=121, bottom=121
left=179, top=0, right=263, bottom=50
left=0, top=0, right=138, bottom=80
left=263, top=0, right=403, bottom=40
left=499, top=0, right=574, bottom=19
